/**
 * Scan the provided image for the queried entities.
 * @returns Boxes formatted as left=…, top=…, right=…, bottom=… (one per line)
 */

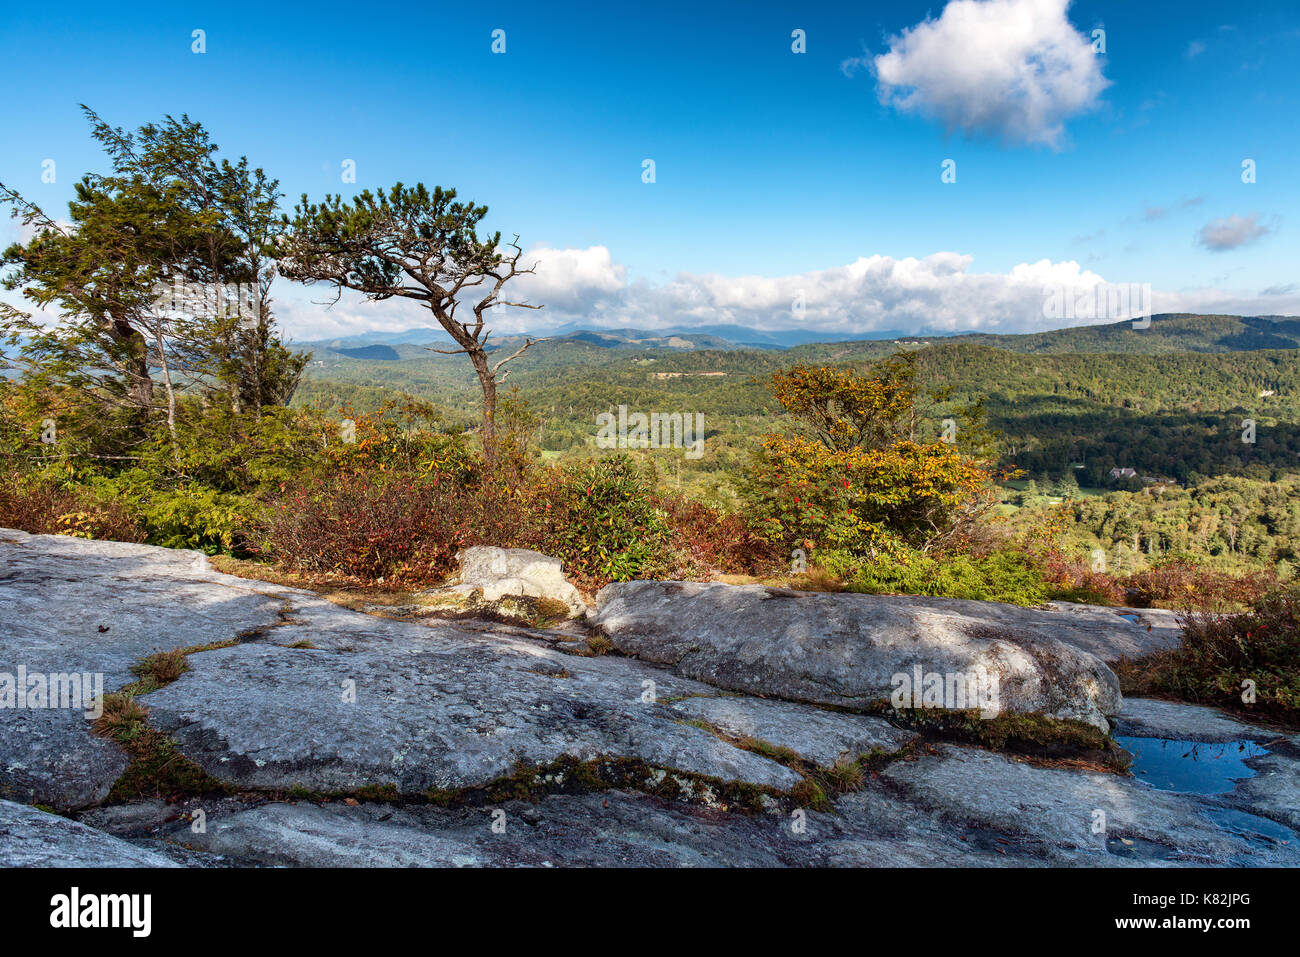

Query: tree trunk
left=469, top=346, right=497, bottom=458
left=152, top=326, right=179, bottom=446
left=106, top=314, right=154, bottom=412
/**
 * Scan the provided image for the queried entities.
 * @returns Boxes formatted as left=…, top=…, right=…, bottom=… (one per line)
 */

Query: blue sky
left=2, top=0, right=1297, bottom=339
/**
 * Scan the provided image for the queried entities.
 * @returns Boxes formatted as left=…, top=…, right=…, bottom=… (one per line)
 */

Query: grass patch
left=872, top=705, right=1130, bottom=772
left=584, top=634, right=613, bottom=656
left=92, top=693, right=231, bottom=802
left=130, top=650, right=190, bottom=692
left=90, top=640, right=247, bottom=802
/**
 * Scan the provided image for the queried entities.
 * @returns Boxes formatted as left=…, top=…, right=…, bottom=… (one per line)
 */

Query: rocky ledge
left=594, top=581, right=1140, bottom=729
left=1, top=530, right=1296, bottom=867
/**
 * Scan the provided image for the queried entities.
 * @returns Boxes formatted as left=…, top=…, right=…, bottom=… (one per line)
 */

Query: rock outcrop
left=3, top=529, right=1296, bottom=869
left=444, top=545, right=587, bottom=618
left=594, top=581, right=1124, bottom=729
left=0, top=799, right=179, bottom=867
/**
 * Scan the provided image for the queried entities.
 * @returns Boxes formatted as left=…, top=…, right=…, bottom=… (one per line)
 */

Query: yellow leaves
left=55, top=510, right=98, bottom=539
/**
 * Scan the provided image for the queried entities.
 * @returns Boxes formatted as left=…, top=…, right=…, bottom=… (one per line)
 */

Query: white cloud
left=272, top=245, right=628, bottom=343
left=863, top=0, right=1109, bottom=148
left=267, top=247, right=1300, bottom=342
left=14, top=240, right=1298, bottom=344
left=511, top=245, right=626, bottom=312
left=1197, top=213, right=1276, bottom=251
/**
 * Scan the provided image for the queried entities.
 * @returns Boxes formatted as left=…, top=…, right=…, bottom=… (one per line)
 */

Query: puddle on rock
left=1202, top=807, right=1296, bottom=848
left=1116, top=733, right=1299, bottom=857
left=1116, top=736, right=1269, bottom=796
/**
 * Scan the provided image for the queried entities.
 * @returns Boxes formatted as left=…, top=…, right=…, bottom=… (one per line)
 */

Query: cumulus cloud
left=611, top=254, right=1113, bottom=335
left=1196, top=213, right=1276, bottom=251
left=4, top=190, right=1272, bottom=346
left=864, top=0, right=1109, bottom=148
left=266, top=246, right=1297, bottom=343
left=272, top=245, right=629, bottom=343
left=12, top=228, right=1296, bottom=344
left=511, top=245, right=627, bottom=312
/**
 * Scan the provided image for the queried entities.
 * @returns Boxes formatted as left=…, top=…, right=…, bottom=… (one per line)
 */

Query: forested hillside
left=283, top=314, right=1299, bottom=581
left=294, top=321, right=1300, bottom=487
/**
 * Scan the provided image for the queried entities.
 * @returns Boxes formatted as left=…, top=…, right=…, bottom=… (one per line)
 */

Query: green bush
left=549, top=456, right=672, bottom=586
left=93, top=470, right=258, bottom=553
left=836, top=547, right=1048, bottom=606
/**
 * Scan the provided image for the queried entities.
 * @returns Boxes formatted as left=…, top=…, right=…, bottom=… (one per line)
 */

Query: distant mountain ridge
left=934, top=314, right=1300, bottom=355
left=296, top=314, right=1300, bottom=360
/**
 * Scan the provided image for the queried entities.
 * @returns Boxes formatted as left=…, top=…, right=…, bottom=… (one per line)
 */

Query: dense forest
left=285, top=315, right=1298, bottom=580
left=294, top=324, right=1299, bottom=480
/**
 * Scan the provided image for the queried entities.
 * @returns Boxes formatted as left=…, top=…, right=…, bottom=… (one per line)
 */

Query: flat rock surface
left=1041, top=602, right=1184, bottom=660
left=881, top=744, right=1299, bottom=866
left=4, top=529, right=842, bottom=806
left=0, top=799, right=178, bottom=867
left=1222, top=752, right=1300, bottom=831
left=594, top=581, right=1122, bottom=729
left=142, top=638, right=803, bottom=794
left=669, top=695, right=918, bottom=766
left=5, top=530, right=1296, bottom=869
left=1115, top=697, right=1292, bottom=744
left=59, top=736, right=1300, bottom=868
left=159, top=789, right=1017, bottom=867
left=0, top=529, right=292, bottom=808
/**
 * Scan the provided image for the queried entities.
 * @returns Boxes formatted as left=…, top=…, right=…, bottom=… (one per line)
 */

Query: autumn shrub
left=743, top=358, right=998, bottom=561
left=658, top=494, right=782, bottom=578
left=1118, top=586, right=1300, bottom=725
left=254, top=452, right=679, bottom=590
left=0, top=469, right=146, bottom=542
left=254, top=464, right=542, bottom=583
left=750, top=436, right=996, bottom=558
left=1124, top=557, right=1277, bottom=612
left=1031, top=545, right=1128, bottom=606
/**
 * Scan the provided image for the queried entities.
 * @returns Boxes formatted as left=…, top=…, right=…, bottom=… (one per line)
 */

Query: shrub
left=840, top=547, right=1048, bottom=606
left=1032, top=545, right=1128, bottom=606
left=1125, top=557, right=1276, bottom=612
left=1118, top=587, right=1300, bottom=725
left=128, top=482, right=257, bottom=554
left=744, top=358, right=998, bottom=559
left=255, top=467, right=538, bottom=583
left=0, top=470, right=146, bottom=543
left=256, top=455, right=679, bottom=590
left=658, top=494, right=781, bottom=579
left=749, top=436, right=995, bottom=557
left=547, top=456, right=672, bottom=587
